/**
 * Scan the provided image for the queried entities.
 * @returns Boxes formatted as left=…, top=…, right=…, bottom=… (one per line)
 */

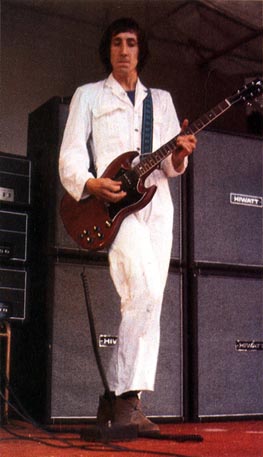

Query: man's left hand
left=172, top=119, right=197, bottom=172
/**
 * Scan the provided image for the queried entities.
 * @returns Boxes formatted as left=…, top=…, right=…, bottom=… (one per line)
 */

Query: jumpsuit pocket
left=92, top=103, right=126, bottom=142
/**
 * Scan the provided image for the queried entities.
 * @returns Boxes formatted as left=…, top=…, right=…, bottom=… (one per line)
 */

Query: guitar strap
left=141, top=89, right=153, bottom=154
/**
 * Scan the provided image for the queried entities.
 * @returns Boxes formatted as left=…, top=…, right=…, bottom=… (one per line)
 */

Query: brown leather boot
left=96, top=395, right=115, bottom=426
left=113, top=396, right=160, bottom=435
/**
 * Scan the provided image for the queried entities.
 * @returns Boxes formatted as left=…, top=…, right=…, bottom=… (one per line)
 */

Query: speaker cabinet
left=27, top=97, right=75, bottom=254
left=196, top=270, right=263, bottom=418
left=0, top=153, right=30, bottom=320
left=0, top=210, right=28, bottom=263
left=47, top=260, right=183, bottom=420
left=191, top=130, right=263, bottom=267
left=27, top=97, right=182, bottom=262
left=0, top=267, right=27, bottom=320
left=0, top=152, right=31, bottom=206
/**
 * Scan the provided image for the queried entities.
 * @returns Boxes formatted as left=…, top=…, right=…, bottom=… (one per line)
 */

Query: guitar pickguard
left=108, top=167, right=144, bottom=220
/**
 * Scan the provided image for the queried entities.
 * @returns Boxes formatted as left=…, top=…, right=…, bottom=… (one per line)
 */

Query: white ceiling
left=3, top=0, right=263, bottom=76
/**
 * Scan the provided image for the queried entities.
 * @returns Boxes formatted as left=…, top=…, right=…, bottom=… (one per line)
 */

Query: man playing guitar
left=59, top=17, right=196, bottom=434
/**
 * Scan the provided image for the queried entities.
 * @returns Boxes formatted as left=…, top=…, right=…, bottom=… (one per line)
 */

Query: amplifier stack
left=0, top=152, right=31, bottom=320
left=11, top=96, right=262, bottom=422
left=186, top=130, right=263, bottom=419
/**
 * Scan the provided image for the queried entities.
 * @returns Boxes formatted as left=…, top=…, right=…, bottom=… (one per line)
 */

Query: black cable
left=1, top=348, right=200, bottom=456
left=0, top=389, right=81, bottom=449
left=0, top=376, right=103, bottom=451
left=1, top=376, right=191, bottom=456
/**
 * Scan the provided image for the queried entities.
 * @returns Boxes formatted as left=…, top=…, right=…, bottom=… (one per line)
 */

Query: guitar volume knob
left=80, top=229, right=90, bottom=239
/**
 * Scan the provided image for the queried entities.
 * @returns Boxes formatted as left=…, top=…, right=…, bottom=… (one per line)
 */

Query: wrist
left=172, top=153, right=184, bottom=172
left=86, top=178, right=95, bottom=192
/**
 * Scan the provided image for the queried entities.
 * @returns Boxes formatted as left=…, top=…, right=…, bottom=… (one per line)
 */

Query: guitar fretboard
left=134, top=98, right=231, bottom=178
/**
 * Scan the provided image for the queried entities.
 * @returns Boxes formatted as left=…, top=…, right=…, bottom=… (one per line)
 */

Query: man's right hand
left=86, top=178, right=127, bottom=202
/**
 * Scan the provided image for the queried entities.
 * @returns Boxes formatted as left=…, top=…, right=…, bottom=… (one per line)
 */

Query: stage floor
left=0, top=419, right=262, bottom=457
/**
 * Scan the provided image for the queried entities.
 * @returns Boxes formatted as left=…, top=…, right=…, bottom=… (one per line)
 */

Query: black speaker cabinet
left=0, top=267, right=27, bottom=320
left=0, top=152, right=31, bottom=207
left=195, top=270, right=263, bottom=418
left=191, top=130, right=263, bottom=268
left=27, top=97, right=182, bottom=262
left=0, top=210, right=28, bottom=263
left=27, top=97, right=75, bottom=254
left=47, top=260, right=183, bottom=420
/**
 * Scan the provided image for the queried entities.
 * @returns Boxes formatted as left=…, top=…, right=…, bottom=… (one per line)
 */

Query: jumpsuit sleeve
left=59, top=86, right=95, bottom=201
left=159, top=91, right=188, bottom=178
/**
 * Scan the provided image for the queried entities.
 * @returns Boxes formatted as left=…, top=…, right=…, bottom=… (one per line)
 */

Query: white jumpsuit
left=59, top=74, right=187, bottom=396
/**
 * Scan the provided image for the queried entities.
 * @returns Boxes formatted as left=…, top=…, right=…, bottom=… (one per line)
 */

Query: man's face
left=110, top=31, right=139, bottom=77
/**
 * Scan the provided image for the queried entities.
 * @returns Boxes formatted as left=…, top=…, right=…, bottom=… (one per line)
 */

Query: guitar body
left=60, top=150, right=157, bottom=251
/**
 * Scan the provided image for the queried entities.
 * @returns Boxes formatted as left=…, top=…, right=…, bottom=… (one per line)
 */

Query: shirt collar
left=105, top=73, right=148, bottom=106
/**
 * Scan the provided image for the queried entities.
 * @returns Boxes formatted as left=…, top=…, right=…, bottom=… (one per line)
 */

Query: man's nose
left=120, top=42, right=128, bottom=54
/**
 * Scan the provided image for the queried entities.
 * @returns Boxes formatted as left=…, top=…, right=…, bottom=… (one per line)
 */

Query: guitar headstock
left=228, top=78, right=263, bottom=106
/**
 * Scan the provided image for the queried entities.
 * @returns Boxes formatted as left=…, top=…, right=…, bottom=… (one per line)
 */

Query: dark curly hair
left=99, top=17, right=149, bottom=74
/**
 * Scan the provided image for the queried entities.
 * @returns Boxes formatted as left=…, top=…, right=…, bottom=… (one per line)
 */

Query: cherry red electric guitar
left=60, top=78, right=262, bottom=251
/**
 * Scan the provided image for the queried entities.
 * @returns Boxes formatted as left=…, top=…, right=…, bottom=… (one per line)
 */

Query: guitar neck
left=134, top=97, right=232, bottom=178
